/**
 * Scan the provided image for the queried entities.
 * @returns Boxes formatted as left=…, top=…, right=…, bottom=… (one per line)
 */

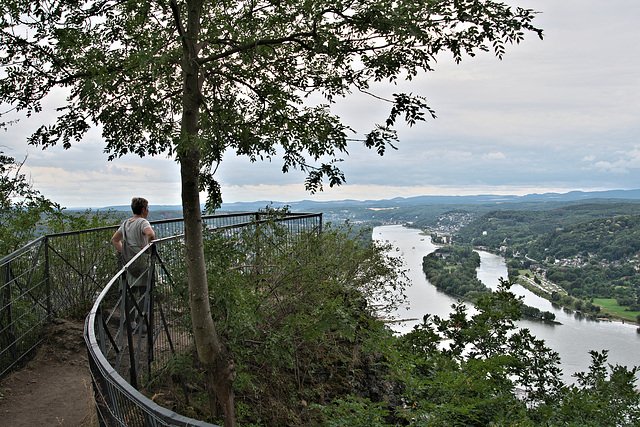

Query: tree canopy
left=0, top=152, right=60, bottom=256
left=1, top=0, right=542, bottom=207
left=0, top=1, right=543, bottom=424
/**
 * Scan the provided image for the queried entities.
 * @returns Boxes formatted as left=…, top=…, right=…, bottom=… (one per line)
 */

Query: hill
left=454, top=203, right=640, bottom=252
left=450, top=205, right=640, bottom=315
left=89, top=189, right=640, bottom=224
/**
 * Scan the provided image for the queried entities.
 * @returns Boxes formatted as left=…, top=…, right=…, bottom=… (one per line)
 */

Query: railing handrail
left=0, top=212, right=303, bottom=375
left=82, top=211, right=322, bottom=426
left=84, top=242, right=218, bottom=426
left=0, top=236, right=45, bottom=266
left=25, top=211, right=261, bottom=241
left=1, top=211, right=322, bottom=425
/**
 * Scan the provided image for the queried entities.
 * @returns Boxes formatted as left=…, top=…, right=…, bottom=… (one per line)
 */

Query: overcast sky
left=2, top=0, right=639, bottom=209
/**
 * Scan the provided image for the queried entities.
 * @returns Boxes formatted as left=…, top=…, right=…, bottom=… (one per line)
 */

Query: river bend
left=374, top=225, right=640, bottom=382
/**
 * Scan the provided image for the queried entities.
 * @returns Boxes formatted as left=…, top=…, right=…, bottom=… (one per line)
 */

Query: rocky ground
left=0, top=319, right=97, bottom=426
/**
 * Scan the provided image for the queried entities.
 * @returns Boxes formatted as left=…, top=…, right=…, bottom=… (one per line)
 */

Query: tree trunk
left=178, top=0, right=236, bottom=425
left=180, top=149, right=236, bottom=426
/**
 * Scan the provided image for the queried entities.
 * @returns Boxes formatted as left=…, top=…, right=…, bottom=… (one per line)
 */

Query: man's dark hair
left=131, top=197, right=148, bottom=215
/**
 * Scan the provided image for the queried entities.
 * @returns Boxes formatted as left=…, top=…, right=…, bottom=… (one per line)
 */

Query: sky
left=1, top=0, right=639, bottom=209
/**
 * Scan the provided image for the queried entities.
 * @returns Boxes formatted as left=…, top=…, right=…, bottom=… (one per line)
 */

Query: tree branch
left=169, top=0, right=187, bottom=44
left=197, top=32, right=316, bottom=64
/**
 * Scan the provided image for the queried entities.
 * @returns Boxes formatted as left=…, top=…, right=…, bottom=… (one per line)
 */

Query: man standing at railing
left=111, top=197, right=156, bottom=331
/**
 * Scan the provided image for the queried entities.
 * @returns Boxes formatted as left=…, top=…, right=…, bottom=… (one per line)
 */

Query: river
left=374, top=225, right=640, bottom=383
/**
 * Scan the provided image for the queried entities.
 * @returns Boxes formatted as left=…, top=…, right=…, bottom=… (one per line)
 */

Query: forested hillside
left=525, top=215, right=640, bottom=301
left=454, top=203, right=640, bottom=254
left=450, top=205, right=640, bottom=319
left=526, top=214, right=640, bottom=262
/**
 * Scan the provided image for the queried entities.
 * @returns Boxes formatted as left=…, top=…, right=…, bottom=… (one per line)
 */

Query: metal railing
left=84, top=212, right=323, bottom=426
left=0, top=211, right=291, bottom=377
left=1, top=211, right=322, bottom=423
left=0, top=225, right=121, bottom=377
left=0, top=212, right=321, bottom=373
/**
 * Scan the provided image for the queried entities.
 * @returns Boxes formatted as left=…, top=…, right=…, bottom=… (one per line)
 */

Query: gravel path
left=0, top=319, right=97, bottom=426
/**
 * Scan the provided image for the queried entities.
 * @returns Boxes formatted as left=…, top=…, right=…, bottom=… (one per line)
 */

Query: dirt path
left=0, top=319, right=97, bottom=426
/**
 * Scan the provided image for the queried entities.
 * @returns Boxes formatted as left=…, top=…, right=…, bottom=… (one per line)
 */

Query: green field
left=593, top=298, right=640, bottom=323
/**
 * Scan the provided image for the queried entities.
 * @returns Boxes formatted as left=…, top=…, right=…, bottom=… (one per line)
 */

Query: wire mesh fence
left=1, top=211, right=322, bottom=424
left=0, top=212, right=320, bottom=378
left=84, top=211, right=322, bottom=426
left=0, top=237, right=49, bottom=376
left=0, top=224, right=123, bottom=378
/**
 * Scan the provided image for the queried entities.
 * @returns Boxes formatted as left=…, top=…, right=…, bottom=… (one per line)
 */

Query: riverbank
left=429, top=239, right=640, bottom=326
left=516, top=276, right=640, bottom=327
left=378, top=225, right=640, bottom=381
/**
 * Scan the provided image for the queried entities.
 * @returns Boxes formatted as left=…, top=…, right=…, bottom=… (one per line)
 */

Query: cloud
left=482, top=152, right=507, bottom=161
left=591, top=147, right=640, bottom=174
left=1, top=0, right=639, bottom=207
left=24, top=160, right=182, bottom=208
